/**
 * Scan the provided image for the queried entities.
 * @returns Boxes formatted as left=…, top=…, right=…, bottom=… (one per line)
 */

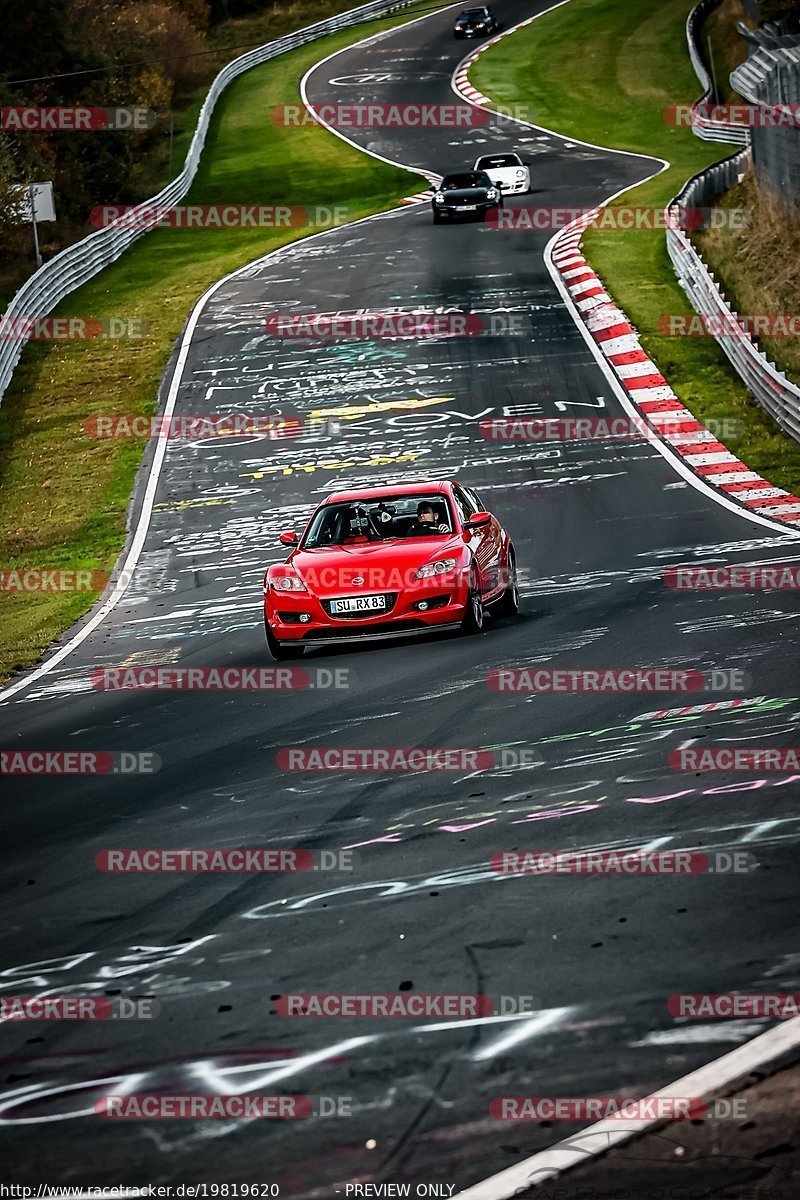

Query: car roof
left=321, top=480, right=454, bottom=505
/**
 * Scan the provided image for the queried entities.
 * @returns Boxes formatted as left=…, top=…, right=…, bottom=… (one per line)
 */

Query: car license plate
left=330, top=595, right=386, bottom=614
left=460, top=204, right=477, bottom=211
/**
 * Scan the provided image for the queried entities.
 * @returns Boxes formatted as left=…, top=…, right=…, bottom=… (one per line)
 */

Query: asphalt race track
left=1, top=0, right=799, bottom=1190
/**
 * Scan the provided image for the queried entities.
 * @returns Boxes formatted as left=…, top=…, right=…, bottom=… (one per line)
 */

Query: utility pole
left=29, top=182, right=42, bottom=268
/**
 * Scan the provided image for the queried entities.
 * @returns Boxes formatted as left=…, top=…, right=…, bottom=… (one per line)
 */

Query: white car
left=473, top=152, right=531, bottom=195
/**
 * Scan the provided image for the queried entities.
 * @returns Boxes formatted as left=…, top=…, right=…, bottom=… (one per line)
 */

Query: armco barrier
left=686, top=0, right=750, bottom=144
left=0, top=0, right=415, bottom=408
left=666, top=152, right=800, bottom=446
left=667, top=1, right=800, bottom=446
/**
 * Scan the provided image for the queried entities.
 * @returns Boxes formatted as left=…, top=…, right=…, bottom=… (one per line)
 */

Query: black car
left=431, top=171, right=502, bottom=223
left=453, top=6, right=499, bottom=37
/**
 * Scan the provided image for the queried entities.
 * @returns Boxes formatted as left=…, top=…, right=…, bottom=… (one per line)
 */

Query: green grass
left=472, top=0, right=800, bottom=495
left=0, top=5, right=431, bottom=684
left=700, top=0, right=751, bottom=104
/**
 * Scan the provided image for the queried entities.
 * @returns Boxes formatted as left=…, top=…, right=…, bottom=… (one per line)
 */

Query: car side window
left=451, top=487, right=471, bottom=526
left=453, top=485, right=479, bottom=522
left=463, top=486, right=484, bottom=512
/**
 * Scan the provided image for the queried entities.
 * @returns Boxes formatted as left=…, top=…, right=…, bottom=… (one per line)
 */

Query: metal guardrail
left=686, top=0, right=750, bottom=144
left=666, top=149, right=800, bottom=445
left=0, top=0, right=414, bottom=406
left=664, top=2, right=800, bottom=446
left=732, top=42, right=800, bottom=212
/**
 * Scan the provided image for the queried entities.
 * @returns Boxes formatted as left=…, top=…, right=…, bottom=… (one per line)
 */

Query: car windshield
left=441, top=172, right=489, bottom=190
left=302, top=495, right=454, bottom=547
left=462, top=9, right=488, bottom=16
left=476, top=154, right=520, bottom=169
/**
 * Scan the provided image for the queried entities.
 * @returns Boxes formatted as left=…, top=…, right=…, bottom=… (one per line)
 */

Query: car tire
left=433, top=210, right=442, bottom=224
left=265, top=616, right=302, bottom=660
left=495, top=548, right=520, bottom=617
left=460, top=578, right=485, bottom=636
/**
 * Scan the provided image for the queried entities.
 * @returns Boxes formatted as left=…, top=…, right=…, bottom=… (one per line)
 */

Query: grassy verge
left=700, top=0, right=751, bottom=104
left=471, top=0, right=800, bottom=495
left=0, top=4, right=431, bottom=684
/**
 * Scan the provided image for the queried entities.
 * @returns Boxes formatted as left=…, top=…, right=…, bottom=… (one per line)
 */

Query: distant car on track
left=432, top=171, right=501, bottom=223
left=263, top=480, right=519, bottom=659
left=453, top=6, right=499, bottom=37
left=473, top=152, right=531, bottom=195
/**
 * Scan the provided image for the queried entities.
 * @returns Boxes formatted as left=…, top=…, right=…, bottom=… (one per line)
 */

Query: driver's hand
left=435, top=524, right=449, bottom=532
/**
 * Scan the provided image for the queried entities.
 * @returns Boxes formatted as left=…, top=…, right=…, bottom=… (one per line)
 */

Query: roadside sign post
left=10, top=181, right=57, bottom=268
left=29, top=183, right=42, bottom=268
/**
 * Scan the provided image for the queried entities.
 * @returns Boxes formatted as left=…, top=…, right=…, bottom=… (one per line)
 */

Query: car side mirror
left=279, top=530, right=298, bottom=546
left=523, top=161, right=531, bottom=167
left=494, top=180, right=503, bottom=188
left=465, top=511, right=492, bottom=529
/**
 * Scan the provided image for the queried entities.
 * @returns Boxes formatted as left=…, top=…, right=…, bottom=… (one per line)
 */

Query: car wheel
left=460, top=580, right=484, bottom=635
left=265, top=616, right=302, bottom=660
left=496, top=549, right=520, bottom=617
left=433, top=210, right=442, bottom=224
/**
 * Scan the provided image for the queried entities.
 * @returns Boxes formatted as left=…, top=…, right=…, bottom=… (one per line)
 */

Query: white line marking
left=471, top=1006, right=574, bottom=1062
left=456, top=1016, right=800, bottom=1199
left=740, top=820, right=782, bottom=843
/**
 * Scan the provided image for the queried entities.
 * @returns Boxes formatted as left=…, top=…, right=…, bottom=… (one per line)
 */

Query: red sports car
left=263, top=480, right=518, bottom=659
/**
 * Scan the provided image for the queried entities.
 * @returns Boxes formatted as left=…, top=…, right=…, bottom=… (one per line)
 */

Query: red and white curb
left=551, top=213, right=800, bottom=526
left=454, top=59, right=492, bottom=106
left=400, top=187, right=436, bottom=205
left=452, top=12, right=547, bottom=106
left=451, top=16, right=800, bottom=529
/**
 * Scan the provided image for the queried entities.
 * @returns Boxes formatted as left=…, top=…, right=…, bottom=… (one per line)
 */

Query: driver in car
left=409, top=502, right=450, bottom=535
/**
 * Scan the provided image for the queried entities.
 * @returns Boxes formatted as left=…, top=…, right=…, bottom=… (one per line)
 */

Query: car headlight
left=414, top=557, right=458, bottom=580
left=434, top=192, right=445, bottom=203
left=515, top=169, right=526, bottom=178
left=271, top=573, right=307, bottom=592
left=487, top=188, right=499, bottom=199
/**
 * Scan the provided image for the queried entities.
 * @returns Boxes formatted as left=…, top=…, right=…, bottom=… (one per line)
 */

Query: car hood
left=455, top=16, right=486, bottom=25
left=440, top=187, right=492, bottom=202
left=289, top=537, right=463, bottom=595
